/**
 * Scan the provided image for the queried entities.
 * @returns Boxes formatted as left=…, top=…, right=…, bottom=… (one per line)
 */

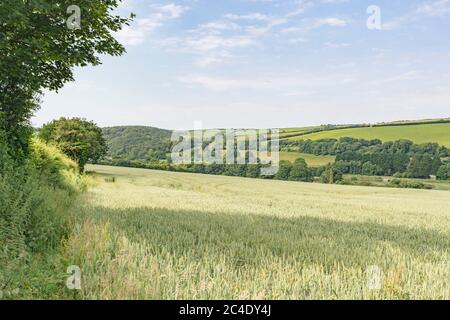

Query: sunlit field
left=287, top=123, right=450, bottom=147
left=65, top=165, right=450, bottom=299
left=279, top=152, right=335, bottom=167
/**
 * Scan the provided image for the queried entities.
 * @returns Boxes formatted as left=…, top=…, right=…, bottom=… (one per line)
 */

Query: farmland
left=279, top=152, right=335, bottom=167
left=285, top=123, right=450, bottom=147
left=63, top=164, right=450, bottom=299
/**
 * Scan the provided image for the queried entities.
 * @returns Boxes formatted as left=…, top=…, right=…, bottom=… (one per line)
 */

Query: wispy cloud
left=417, top=0, right=450, bottom=16
left=159, top=0, right=350, bottom=66
left=383, top=0, right=450, bottom=30
left=160, top=10, right=289, bottom=66
left=116, top=3, right=188, bottom=46
left=177, top=73, right=355, bottom=91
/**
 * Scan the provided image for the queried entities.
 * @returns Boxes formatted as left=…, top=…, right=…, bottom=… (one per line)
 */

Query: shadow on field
left=82, top=206, right=450, bottom=270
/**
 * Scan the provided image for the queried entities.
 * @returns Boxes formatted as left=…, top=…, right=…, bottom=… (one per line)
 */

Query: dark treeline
left=282, top=137, right=449, bottom=157
left=99, top=158, right=324, bottom=183
left=282, top=137, right=450, bottom=179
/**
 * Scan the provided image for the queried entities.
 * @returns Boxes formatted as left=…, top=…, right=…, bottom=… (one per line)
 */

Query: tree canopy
left=0, top=0, right=132, bottom=156
left=39, top=117, right=107, bottom=172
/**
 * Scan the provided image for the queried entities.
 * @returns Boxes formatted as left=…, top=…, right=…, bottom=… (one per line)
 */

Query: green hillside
left=102, top=126, right=172, bottom=162
left=287, top=123, right=450, bottom=147
left=100, top=120, right=450, bottom=166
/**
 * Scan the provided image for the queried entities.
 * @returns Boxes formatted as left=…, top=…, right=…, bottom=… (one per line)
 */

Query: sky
left=33, top=0, right=450, bottom=130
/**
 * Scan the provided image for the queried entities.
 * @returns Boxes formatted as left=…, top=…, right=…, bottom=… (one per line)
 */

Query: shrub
left=321, top=165, right=343, bottom=184
left=388, top=179, right=431, bottom=189
left=28, top=138, right=86, bottom=192
left=0, top=134, right=85, bottom=294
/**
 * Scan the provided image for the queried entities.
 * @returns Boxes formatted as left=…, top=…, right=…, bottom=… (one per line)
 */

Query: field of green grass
left=64, top=164, right=450, bottom=299
left=287, top=123, right=450, bottom=147
left=342, top=175, right=450, bottom=191
left=280, top=152, right=335, bottom=167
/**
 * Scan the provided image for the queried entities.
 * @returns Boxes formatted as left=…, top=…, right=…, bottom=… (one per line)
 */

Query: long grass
left=64, top=165, right=450, bottom=299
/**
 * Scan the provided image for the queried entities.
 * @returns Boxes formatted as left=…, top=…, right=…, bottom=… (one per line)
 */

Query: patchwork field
left=65, top=165, right=450, bottom=299
left=286, top=123, right=450, bottom=147
left=279, top=152, right=335, bottom=167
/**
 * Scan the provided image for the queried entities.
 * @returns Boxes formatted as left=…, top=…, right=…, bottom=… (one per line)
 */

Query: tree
left=321, top=165, right=343, bottom=184
left=361, top=162, right=380, bottom=176
left=246, top=164, right=261, bottom=178
left=0, top=0, right=132, bottom=157
left=275, top=160, right=292, bottom=180
left=406, top=154, right=433, bottom=178
left=288, top=158, right=313, bottom=182
left=39, top=118, right=107, bottom=172
left=436, top=164, right=450, bottom=180
left=431, top=156, right=442, bottom=175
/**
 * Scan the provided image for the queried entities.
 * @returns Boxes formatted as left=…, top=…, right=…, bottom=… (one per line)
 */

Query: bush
left=28, top=138, right=86, bottom=192
left=388, top=179, right=432, bottom=189
left=321, top=165, right=343, bottom=184
left=0, top=134, right=85, bottom=295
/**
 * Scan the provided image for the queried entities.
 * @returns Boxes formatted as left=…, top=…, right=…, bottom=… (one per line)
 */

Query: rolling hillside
left=100, top=119, right=450, bottom=166
left=102, top=126, right=172, bottom=162
left=285, top=122, right=450, bottom=147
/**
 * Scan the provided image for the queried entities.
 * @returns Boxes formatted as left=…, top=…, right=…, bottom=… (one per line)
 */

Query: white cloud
left=177, top=73, right=355, bottom=91
left=323, top=41, right=350, bottom=48
left=383, top=0, right=450, bottom=30
left=417, top=0, right=450, bottom=16
left=160, top=10, right=289, bottom=66
left=224, top=13, right=275, bottom=21
left=313, top=17, right=348, bottom=28
left=115, top=3, right=188, bottom=46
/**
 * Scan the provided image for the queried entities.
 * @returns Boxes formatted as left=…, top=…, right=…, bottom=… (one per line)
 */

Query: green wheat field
left=63, top=164, right=450, bottom=299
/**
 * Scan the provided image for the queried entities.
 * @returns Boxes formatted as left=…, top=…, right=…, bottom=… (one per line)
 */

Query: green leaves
left=39, top=117, right=107, bottom=172
left=0, top=0, right=132, bottom=157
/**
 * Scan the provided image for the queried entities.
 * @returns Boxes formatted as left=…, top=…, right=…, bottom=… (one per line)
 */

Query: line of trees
left=282, top=137, right=449, bottom=157
left=99, top=157, right=340, bottom=184
left=283, top=137, right=450, bottom=180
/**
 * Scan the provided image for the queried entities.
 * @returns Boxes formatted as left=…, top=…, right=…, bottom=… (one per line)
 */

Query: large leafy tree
left=288, top=158, right=313, bottom=182
left=406, top=154, right=433, bottom=178
left=39, top=117, right=107, bottom=172
left=0, top=0, right=132, bottom=157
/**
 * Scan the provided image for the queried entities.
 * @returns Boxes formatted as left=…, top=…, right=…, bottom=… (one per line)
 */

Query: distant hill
left=284, top=122, right=450, bottom=147
left=102, top=126, right=172, bottom=162
left=100, top=118, right=450, bottom=165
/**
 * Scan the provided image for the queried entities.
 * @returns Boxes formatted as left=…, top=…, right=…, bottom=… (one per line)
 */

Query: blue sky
left=34, top=0, right=450, bottom=129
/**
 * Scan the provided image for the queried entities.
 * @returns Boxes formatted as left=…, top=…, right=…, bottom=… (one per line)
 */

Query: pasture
left=286, top=123, right=450, bottom=147
left=65, top=165, right=450, bottom=299
left=279, top=152, right=335, bottom=167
